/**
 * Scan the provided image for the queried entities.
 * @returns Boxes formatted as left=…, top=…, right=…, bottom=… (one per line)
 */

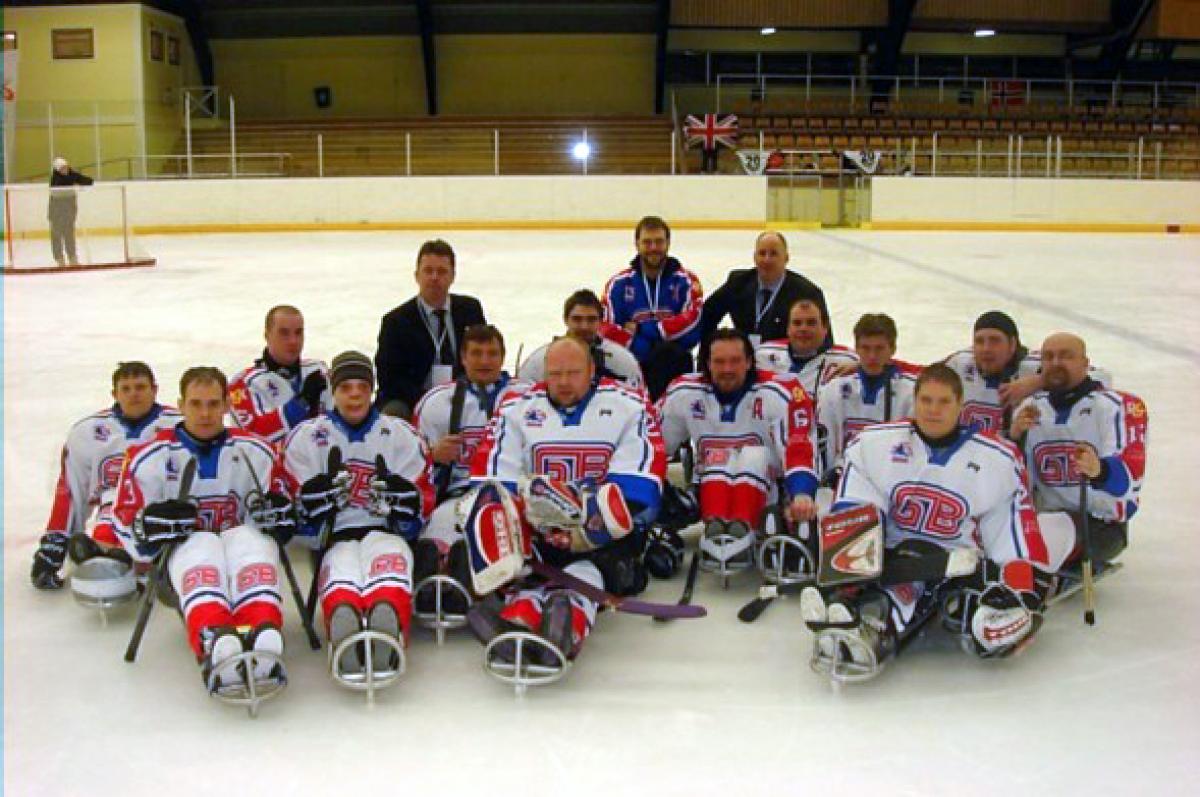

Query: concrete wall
left=870, top=177, right=1200, bottom=230
left=0, top=175, right=767, bottom=233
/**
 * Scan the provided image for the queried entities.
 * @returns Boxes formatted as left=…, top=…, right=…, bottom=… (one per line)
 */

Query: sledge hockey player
left=228, top=304, right=331, bottom=444
left=658, top=328, right=818, bottom=585
left=1010, top=332, right=1147, bottom=589
left=755, top=298, right=858, bottom=399
left=816, top=314, right=918, bottom=485
left=518, top=289, right=644, bottom=391
left=799, top=363, right=1054, bottom=685
left=465, top=336, right=665, bottom=679
left=31, top=361, right=181, bottom=599
left=412, top=325, right=527, bottom=622
left=275, top=351, right=434, bottom=683
left=112, top=367, right=286, bottom=700
left=599, top=216, right=704, bottom=399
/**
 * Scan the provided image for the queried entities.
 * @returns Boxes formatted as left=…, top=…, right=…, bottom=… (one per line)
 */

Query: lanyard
left=754, top=280, right=783, bottom=331
left=641, top=271, right=661, bottom=315
left=420, top=305, right=451, bottom=362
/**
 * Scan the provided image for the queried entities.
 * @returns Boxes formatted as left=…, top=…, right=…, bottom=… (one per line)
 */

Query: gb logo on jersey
left=236, top=563, right=278, bottom=591
left=180, top=565, right=220, bottom=596
left=890, top=483, right=968, bottom=539
left=196, top=493, right=240, bottom=532
left=1032, top=441, right=1080, bottom=486
left=532, top=443, right=612, bottom=482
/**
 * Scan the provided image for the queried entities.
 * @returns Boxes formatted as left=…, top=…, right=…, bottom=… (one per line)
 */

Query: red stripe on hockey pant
left=730, top=480, right=768, bottom=525
left=365, top=587, right=413, bottom=643
left=45, top=449, right=73, bottom=532
left=92, top=522, right=119, bottom=547
left=698, top=479, right=733, bottom=520
left=322, top=588, right=365, bottom=634
left=232, top=600, right=284, bottom=635
left=570, top=604, right=592, bottom=651
left=185, top=602, right=236, bottom=659
left=500, top=596, right=543, bottom=631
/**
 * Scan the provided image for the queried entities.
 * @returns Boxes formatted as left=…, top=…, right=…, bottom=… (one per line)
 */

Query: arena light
left=974, top=28, right=996, bottom=38
left=572, top=141, right=591, bottom=161
left=760, top=27, right=776, bottom=36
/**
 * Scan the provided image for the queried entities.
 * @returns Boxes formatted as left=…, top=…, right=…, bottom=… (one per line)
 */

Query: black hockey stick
left=654, top=551, right=700, bottom=624
left=529, top=559, right=706, bottom=620
left=236, top=450, right=321, bottom=651
left=303, top=446, right=344, bottom=634
left=125, top=456, right=196, bottom=663
left=1079, top=480, right=1096, bottom=626
left=435, top=379, right=468, bottom=502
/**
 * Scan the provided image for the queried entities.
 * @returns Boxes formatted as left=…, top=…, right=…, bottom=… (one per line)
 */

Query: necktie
left=433, top=308, right=453, bottom=365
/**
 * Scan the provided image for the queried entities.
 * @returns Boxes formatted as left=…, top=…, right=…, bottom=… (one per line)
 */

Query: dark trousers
left=641, top=341, right=694, bottom=401
left=1068, top=515, right=1128, bottom=565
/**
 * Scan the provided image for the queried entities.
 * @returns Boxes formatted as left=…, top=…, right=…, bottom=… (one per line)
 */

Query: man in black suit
left=375, top=239, right=486, bottom=418
left=699, top=230, right=831, bottom=350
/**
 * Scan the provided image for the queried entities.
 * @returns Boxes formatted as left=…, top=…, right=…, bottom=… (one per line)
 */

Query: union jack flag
left=684, top=113, right=738, bottom=150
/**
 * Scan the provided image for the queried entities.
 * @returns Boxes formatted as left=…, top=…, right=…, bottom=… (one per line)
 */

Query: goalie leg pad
left=817, top=504, right=884, bottom=586
left=461, top=482, right=528, bottom=595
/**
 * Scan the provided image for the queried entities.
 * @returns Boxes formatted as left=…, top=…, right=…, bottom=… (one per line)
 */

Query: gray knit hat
left=330, top=350, right=374, bottom=389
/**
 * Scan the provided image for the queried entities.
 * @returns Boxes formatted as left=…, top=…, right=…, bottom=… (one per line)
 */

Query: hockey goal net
left=3, top=183, right=156, bottom=274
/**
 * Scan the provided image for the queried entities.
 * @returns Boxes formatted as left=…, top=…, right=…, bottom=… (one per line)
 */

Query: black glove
left=370, top=473, right=422, bottom=528
left=31, top=532, right=68, bottom=590
left=249, top=491, right=297, bottom=546
left=299, top=371, right=328, bottom=410
left=643, top=526, right=685, bottom=579
left=135, top=499, right=197, bottom=552
left=299, top=472, right=348, bottom=523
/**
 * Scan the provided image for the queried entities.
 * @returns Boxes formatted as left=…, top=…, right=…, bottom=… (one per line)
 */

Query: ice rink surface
left=4, top=229, right=1199, bottom=795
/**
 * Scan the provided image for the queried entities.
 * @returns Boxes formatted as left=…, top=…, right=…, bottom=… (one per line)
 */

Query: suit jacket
left=699, top=267, right=832, bottom=346
left=375, top=293, right=486, bottom=412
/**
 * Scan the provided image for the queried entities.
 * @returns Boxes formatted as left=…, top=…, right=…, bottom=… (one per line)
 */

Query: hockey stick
left=236, top=451, right=321, bottom=651
left=125, top=456, right=197, bottom=663
left=303, top=446, right=344, bottom=634
left=435, top=379, right=468, bottom=502
left=1079, top=480, right=1096, bottom=626
left=529, top=559, right=706, bottom=620
left=654, top=551, right=700, bottom=624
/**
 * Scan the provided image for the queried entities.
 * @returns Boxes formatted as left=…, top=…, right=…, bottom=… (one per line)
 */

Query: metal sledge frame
left=482, top=630, right=570, bottom=695
left=206, top=650, right=288, bottom=718
left=412, top=575, right=472, bottom=645
left=329, top=629, right=406, bottom=705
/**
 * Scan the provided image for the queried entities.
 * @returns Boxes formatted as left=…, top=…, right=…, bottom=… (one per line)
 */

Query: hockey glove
left=299, top=371, right=328, bottom=411
left=31, top=532, right=69, bottom=590
left=369, top=473, right=422, bottom=534
left=248, top=491, right=298, bottom=546
left=299, top=471, right=350, bottom=524
left=135, top=499, right=198, bottom=552
left=965, top=560, right=1043, bottom=659
left=643, top=526, right=685, bottom=579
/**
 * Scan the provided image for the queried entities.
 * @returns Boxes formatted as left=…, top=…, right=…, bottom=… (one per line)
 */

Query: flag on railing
left=684, top=114, right=738, bottom=150
left=842, top=150, right=881, bottom=174
left=989, top=80, right=1026, bottom=110
left=736, top=149, right=784, bottom=175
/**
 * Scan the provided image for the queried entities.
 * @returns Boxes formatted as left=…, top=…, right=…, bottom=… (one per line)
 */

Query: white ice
left=5, top=229, right=1199, bottom=795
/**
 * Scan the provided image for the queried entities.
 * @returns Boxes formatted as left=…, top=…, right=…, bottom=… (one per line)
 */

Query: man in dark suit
left=375, top=239, right=486, bottom=418
left=699, top=230, right=832, bottom=349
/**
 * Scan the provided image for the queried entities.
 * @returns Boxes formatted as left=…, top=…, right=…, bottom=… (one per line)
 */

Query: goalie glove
left=966, top=560, right=1043, bottom=659
left=521, top=476, right=633, bottom=553
left=135, top=499, right=198, bottom=553
left=369, top=473, right=423, bottom=537
left=248, top=491, right=297, bottom=546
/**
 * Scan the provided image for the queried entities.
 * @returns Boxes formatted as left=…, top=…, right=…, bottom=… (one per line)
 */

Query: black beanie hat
left=330, top=350, right=374, bottom=389
left=973, top=310, right=1020, bottom=341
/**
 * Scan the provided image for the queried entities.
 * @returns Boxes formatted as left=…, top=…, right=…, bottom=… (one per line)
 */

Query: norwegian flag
left=684, top=113, right=738, bottom=150
left=989, top=80, right=1026, bottom=110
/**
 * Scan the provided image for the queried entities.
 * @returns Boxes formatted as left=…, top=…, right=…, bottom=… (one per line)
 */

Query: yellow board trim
left=131, top=219, right=776, bottom=235
left=864, top=221, right=1199, bottom=233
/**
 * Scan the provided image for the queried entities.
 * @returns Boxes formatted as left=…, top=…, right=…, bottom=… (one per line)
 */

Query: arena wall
left=114, top=175, right=769, bottom=231
left=869, top=177, right=1200, bottom=231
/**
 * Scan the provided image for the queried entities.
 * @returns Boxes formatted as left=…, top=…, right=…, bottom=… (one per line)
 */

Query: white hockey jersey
left=1017, top=386, right=1148, bottom=522
left=817, top=363, right=919, bottom=477
left=228, top=356, right=332, bottom=444
left=275, top=408, right=434, bottom=541
left=112, top=426, right=275, bottom=561
left=472, top=378, right=665, bottom=513
left=657, top=370, right=817, bottom=498
left=45, top=403, right=182, bottom=537
left=518, top=338, right=644, bottom=391
left=943, top=349, right=1113, bottom=435
left=836, top=422, right=1048, bottom=568
left=755, top=340, right=859, bottom=399
left=412, top=374, right=528, bottom=497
